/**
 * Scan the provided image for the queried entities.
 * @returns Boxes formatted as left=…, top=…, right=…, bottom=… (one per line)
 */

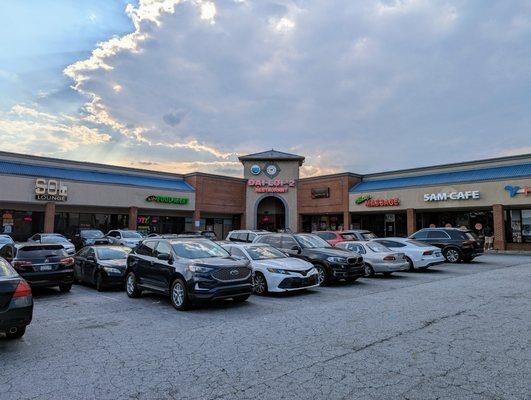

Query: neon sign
left=248, top=179, right=296, bottom=193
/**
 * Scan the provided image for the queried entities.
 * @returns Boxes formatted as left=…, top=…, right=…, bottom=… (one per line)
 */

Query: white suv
left=106, top=230, right=143, bottom=248
left=226, top=230, right=270, bottom=243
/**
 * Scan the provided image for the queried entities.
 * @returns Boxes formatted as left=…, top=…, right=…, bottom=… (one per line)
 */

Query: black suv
left=409, top=228, right=483, bottom=263
left=254, top=233, right=364, bottom=285
left=125, top=238, right=252, bottom=310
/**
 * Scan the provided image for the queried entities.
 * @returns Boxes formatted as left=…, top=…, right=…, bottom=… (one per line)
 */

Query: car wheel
left=170, top=279, right=189, bottom=311
left=315, top=264, right=328, bottom=286
left=59, top=283, right=72, bottom=293
left=233, top=294, right=250, bottom=303
left=95, top=272, right=106, bottom=292
left=4, top=326, right=26, bottom=340
left=125, top=272, right=141, bottom=298
left=364, top=263, right=375, bottom=278
left=405, top=256, right=415, bottom=271
left=443, top=248, right=462, bottom=263
left=253, top=273, right=268, bottom=295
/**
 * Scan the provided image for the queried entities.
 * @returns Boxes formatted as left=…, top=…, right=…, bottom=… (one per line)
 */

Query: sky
left=0, top=0, right=530, bottom=178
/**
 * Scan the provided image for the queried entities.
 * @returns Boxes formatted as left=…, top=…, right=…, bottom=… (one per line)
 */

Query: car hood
left=99, top=259, right=127, bottom=268
left=252, top=257, right=312, bottom=271
left=304, top=247, right=357, bottom=258
left=193, top=257, right=249, bottom=268
left=83, top=237, right=111, bottom=244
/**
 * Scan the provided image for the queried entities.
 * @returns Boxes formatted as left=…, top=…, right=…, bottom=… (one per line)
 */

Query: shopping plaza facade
left=1, top=149, right=530, bottom=251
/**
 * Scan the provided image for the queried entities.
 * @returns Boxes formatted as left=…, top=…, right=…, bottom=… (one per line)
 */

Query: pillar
left=343, top=211, right=351, bottom=231
left=193, top=209, right=201, bottom=232
left=492, top=204, right=505, bottom=250
left=128, top=207, right=138, bottom=230
left=44, top=202, right=55, bottom=233
left=406, top=208, right=416, bottom=236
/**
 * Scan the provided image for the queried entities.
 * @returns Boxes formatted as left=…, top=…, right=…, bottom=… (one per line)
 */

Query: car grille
left=212, top=267, right=251, bottom=282
left=347, top=257, right=362, bottom=265
left=287, top=268, right=313, bottom=276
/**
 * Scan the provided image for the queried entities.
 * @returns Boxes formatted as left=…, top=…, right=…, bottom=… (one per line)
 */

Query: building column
left=44, top=202, right=55, bottom=233
left=193, top=209, right=201, bottom=232
left=406, top=208, right=416, bottom=236
left=343, top=211, right=351, bottom=231
left=492, top=204, right=506, bottom=250
left=239, top=213, right=246, bottom=230
left=128, top=207, right=138, bottom=230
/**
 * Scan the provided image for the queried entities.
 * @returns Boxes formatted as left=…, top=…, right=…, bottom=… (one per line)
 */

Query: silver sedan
left=336, top=241, right=408, bottom=277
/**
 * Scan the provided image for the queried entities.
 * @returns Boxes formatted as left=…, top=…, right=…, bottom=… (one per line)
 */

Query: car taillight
left=13, top=279, right=32, bottom=298
left=422, top=250, right=433, bottom=256
left=383, top=255, right=396, bottom=261
left=60, top=257, right=74, bottom=266
left=13, top=260, right=32, bottom=269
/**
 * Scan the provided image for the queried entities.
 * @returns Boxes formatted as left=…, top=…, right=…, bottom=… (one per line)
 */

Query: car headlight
left=266, top=267, right=290, bottom=275
left=187, top=264, right=213, bottom=273
left=103, top=267, right=122, bottom=274
left=327, top=256, right=347, bottom=263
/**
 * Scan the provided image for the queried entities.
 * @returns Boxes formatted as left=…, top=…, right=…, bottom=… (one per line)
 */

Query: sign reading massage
left=423, top=190, right=480, bottom=202
left=146, top=195, right=189, bottom=205
left=35, top=178, right=68, bottom=202
left=355, top=195, right=400, bottom=207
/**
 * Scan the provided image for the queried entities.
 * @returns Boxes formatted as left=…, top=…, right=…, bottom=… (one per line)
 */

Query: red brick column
left=343, top=211, right=351, bottom=230
left=406, top=208, right=416, bottom=236
left=44, top=202, right=55, bottom=233
left=492, top=204, right=506, bottom=250
left=128, top=207, right=138, bottom=230
left=193, top=209, right=201, bottom=232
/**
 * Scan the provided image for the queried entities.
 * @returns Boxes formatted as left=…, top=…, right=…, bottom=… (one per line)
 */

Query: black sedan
left=74, top=246, right=131, bottom=291
left=0, top=257, right=33, bottom=340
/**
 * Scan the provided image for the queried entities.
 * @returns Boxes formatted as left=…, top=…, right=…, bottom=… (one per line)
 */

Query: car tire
left=443, top=248, right=462, bottom=263
left=233, top=294, right=250, bottom=303
left=314, top=264, right=329, bottom=286
left=345, top=277, right=358, bottom=283
left=364, top=263, right=375, bottom=278
left=253, top=272, right=268, bottom=295
left=405, top=256, right=415, bottom=271
left=95, top=272, right=106, bottom=292
left=59, top=283, right=72, bottom=293
left=383, top=272, right=392, bottom=277
left=4, top=326, right=26, bottom=340
left=125, top=272, right=141, bottom=298
left=462, top=256, right=474, bottom=263
left=170, top=278, right=189, bottom=311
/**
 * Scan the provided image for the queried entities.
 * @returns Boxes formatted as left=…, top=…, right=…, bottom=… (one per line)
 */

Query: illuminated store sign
left=146, top=195, right=189, bottom=205
left=355, top=195, right=371, bottom=204
left=504, top=185, right=530, bottom=198
left=248, top=179, right=296, bottom=193
left=35, top=178, right=68, bottom=202
left=365, top=198, right=400, bottom=207
left=423, top=191, right=480, bottom=202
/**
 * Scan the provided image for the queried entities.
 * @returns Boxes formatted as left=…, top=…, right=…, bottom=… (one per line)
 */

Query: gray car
left=27, top=233, right=76, bottom=255
left=336, top=241, right=408, bottom=277
left=106, top=230, right=144, bottom=248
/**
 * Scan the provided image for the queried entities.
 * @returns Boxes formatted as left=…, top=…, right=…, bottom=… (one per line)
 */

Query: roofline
left=184, top=171, right=246, bottom=182
left=361, top=153, right=531, bottom=179
left=300, top=172, right=362, bottom=182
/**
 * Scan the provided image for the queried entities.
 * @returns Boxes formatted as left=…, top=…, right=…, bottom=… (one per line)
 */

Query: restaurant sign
left=424, top=190, right=480, bottom=202
left=248, top=179, right=296, bottom=193
left=35, top=178, right=68, bottom=202
left=146, top=195, right=189, bottom=205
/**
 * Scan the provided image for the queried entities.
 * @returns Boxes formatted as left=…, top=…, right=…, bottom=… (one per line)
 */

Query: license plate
left=39, top=265, right=53, bottom=271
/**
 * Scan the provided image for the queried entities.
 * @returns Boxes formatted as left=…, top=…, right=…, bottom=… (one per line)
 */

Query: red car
left=313, top=230, right=378, bottom=245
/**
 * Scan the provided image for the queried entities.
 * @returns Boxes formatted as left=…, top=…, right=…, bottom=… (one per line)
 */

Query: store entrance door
left=256, top=196, right=286, bottom=232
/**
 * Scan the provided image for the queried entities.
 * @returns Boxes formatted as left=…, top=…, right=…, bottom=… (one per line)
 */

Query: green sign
left=146, top=195, right=189, bottom=205
left=355, top=194, right=372, bottom=204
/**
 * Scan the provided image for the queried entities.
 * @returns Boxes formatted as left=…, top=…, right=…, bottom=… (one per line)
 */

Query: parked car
left=226, top=230, right=270, bottom=243
left=125, top=238, right=253, bottom=310
left=183, top=231, right=217, bottom=240
left=71, top=229, right=112, bottom=250
left=74, top=246, right=131, bottom=291
left=341, top=230, right=378, bottom=241
left=253, top=233, right=365, bottom=285
left=312, top=230, right=358, bottom=246
left=335, top=241, right=408, bottom=277
left=0, top=258, right=33, bottom=339
left=409, top=228, right=483, bottom=263
left=0, top=234, right=14, bottom=247
left=27, top=233, right=76, bottom=255
left=106, top=230, right=143, bottom=248
left=371, top=238, right=445, bottom=270
left=221, top=243, right=319, bottom=294
left=0, top=243, right=74, bottom=292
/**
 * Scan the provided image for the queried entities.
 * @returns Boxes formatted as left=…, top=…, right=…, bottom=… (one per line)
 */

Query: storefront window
left=301, top=214, right=343, bottom=232
left=416, top=211, right=492, bottom=238
left=1, top=210, right=44, bottom=241
left=350, top=213, right=407, bottom=238
left=507, top=209, right=531, bottom=243
left=55, top=212, right=128, bottom=237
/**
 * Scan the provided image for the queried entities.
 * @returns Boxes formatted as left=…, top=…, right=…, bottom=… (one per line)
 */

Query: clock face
left=264, top=162, right=281, bottom=178
left=250, top=164, right=261, bottom=175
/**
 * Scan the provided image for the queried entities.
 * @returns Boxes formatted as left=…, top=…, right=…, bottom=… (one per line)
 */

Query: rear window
left=361, top=232, right=377, bottom=240
left=17, top=245, right=67, bottom=259
left=340, top=233, right=355, bottom=240
left=0, top=259, right=16, bottom=277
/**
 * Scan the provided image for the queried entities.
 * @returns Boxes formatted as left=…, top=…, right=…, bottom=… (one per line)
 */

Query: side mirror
left=157, top=253, right=171, bottom=261
left=290, top=245, right=302, bottom=254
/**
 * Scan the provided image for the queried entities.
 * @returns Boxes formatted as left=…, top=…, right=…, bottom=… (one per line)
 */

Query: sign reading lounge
left=423, top=190, right=480, bottom=202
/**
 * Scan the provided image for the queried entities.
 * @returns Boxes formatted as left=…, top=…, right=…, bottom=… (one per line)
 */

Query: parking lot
left=1, top=254, right=530, bottom=400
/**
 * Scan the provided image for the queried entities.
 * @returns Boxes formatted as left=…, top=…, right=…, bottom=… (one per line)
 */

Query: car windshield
left=366, top=242, right=390, bottom=253
left=121, top=231, right=142, bottom=239
left=81, top=230, right=104, bottom=238
left=361, top=231, right=378, bottom=240
left=294, top=234, right=331, bottom=248
left=41, top=236, right=69, bottom=244
left=245, top=245, right=286, bottom=260
left=406, top=240, right=432, bottom=247
left=97, top=247, right=131, bottom=260
left=171, top=240, right=229, bottom=259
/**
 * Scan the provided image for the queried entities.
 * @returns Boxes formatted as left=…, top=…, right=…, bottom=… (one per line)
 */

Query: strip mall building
left=1, top=150, right=530, bottom=251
